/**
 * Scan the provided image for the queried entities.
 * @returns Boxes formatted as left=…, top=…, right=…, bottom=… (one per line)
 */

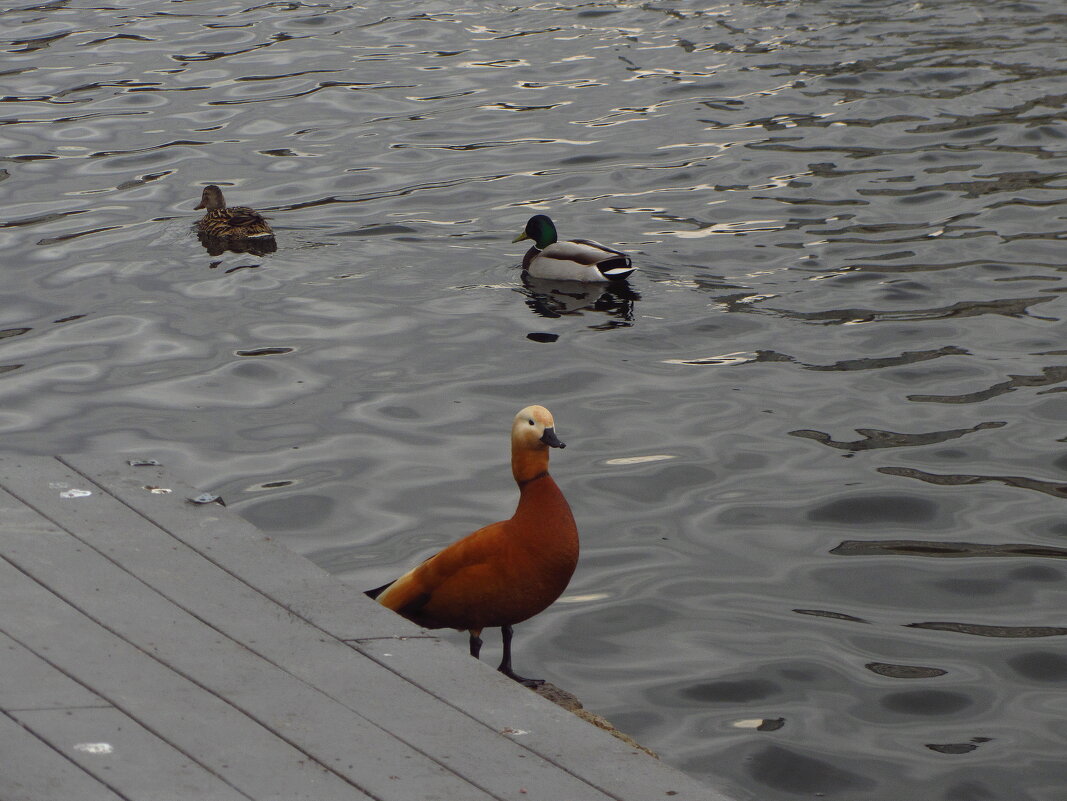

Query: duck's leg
left=469, top=628, right=483, bottom=659
left=497, top=624, right=544, bottom=687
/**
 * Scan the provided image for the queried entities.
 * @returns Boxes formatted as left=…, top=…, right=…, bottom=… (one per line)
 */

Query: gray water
left=3, top=1, right=1067, bottom=798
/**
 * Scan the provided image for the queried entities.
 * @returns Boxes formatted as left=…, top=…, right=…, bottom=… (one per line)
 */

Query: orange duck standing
left=366, top=405, right=578, bottom=686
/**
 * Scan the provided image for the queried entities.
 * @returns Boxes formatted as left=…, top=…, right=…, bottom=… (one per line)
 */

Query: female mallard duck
left=513, top=214, right=635, bottom=282
left=194, top=185, right=274, bottom=241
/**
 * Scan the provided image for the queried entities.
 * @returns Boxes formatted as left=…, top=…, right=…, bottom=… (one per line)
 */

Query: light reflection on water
left=3, top=0, right=1067, bottom=798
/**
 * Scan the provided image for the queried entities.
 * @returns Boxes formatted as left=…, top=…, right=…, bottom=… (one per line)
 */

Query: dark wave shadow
left=767, top=345, right=969, bottom=371
left=907, top=621, right=1067, bottom=638
left=759, top=295, right=1056, bottom=325
left=908, top=365, right=1067, bottom=403
left=831, top=539, right=1067, bottom=560
left=878, top=466, right=1067, bottom=498
left=790, top=421, right=1005, bottom=452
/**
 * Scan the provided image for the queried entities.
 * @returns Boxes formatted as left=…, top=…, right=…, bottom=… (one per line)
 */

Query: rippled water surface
left=4, top=0, right=1067, bottom=798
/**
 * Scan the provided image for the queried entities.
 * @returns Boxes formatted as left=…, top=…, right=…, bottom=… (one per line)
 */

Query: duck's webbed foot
left=497, top=624, right=544, bottom=687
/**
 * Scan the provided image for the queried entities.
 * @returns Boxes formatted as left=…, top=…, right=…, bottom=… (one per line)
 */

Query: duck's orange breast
left=376, top=474, right=578, bottom=631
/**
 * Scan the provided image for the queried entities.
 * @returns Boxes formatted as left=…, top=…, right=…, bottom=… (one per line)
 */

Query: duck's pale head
left=512, top=404, right=565, bottom=451
left=513, top=215, right=558, bottom=250
left=195, top=185, right=227, bottom=211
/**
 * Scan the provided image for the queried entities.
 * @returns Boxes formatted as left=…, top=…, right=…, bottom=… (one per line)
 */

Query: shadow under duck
left=194, top=185, right=275, bottom=242
left=513, top=214, right=635, bottom=282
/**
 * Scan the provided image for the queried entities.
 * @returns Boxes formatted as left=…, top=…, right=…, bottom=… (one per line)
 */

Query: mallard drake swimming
left=366, top=405, right=578, bottom=686
left=513, top=214, right=635, bottom=282
left=194, top=185, right=274, bottom=241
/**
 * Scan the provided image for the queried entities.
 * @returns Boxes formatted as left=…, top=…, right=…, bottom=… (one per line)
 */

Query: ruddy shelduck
left=366, top=405, right=578, bottom=685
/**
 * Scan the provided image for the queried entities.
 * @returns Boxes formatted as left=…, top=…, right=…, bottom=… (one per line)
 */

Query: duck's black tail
left=364, top=581, right=393, bottom=600
left=598, top=255, right=636, bottom=280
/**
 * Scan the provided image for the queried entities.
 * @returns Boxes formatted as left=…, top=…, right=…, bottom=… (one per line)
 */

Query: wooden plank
left=0, top=555, right=373, bottom=801
left=12, top=706, right=248, bottom=801
left=0, top=454, right=728, bottom=801
left=0, top=712, right=125, bottom=801
left=56, top=456, right=723, bottom=800
left=354, top=636, right=730, bottom=801
left=0, top=483, right=495, bottom=801
left=3, top=456, right=616, bottom=801
left=0, top=631, right=109, bottom=712
left=47, top=453, right=414, bottom=640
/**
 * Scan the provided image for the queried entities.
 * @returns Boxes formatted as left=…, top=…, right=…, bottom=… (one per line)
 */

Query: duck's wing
left=570, top=238, right=630, bottom=260
left=542, top=239, right=629, bottom=266
left=366, top=565, right=435, bottom=620
left=365, top=548, right=437, bottom=605
left=364, top=581, right=394, bottom=600
left=369, top=577, right=432, bottom=620
left=568, top=239, right=635, bottom=279
left=370, top=522, right=511, bottom=628
left=224, top=206, right=270, bottom=227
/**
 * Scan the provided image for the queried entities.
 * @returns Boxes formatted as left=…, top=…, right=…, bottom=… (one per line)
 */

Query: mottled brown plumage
left=366, top=405, right=579, bottom=685
left=194, top=185, right=274, bottom=241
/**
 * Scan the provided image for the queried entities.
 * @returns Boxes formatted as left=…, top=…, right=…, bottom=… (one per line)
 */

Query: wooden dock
left=0, top=454, right=726, bottom=801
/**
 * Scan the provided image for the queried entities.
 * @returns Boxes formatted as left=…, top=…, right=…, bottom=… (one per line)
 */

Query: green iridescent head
left=513, top=215, right=558, bottom=250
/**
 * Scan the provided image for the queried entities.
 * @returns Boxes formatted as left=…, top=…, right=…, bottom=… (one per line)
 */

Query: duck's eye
left=528, top=419, right=535, bottom=426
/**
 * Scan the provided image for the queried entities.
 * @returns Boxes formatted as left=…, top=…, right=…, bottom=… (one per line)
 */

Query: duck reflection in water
left=198, top=233, right=277, bottom=258
left=519, top=273, right=641, bottom=329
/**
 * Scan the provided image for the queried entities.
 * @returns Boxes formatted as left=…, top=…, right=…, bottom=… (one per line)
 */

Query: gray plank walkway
left=0, top=454, right=726, bottom=801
